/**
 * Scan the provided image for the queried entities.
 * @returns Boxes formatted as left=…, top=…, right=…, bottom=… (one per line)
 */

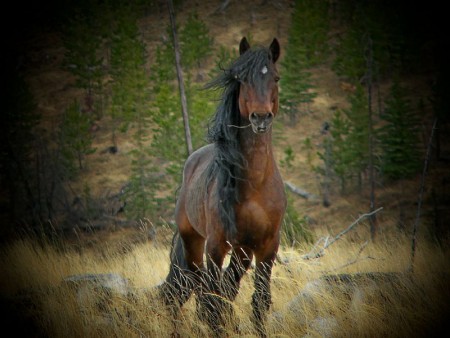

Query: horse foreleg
left=222, top=247, right=253, bottom=300
left=197, top=240, right=229, bottom=336
left=252, top=251, right=277, bottom=338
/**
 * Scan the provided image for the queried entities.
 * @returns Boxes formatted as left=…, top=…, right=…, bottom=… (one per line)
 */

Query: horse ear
left=269, top=38, right=280, bottom=63
left=239, top=37, right=250, bottom=55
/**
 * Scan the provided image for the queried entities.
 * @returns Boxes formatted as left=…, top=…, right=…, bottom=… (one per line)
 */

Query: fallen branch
left=285, top=181, right=318, bottom=200
left=303, top=207, right=383, bottom=260
left=325, top=241, right=375, bottom=272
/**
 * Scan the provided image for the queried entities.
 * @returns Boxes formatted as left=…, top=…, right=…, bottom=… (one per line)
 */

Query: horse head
left=237, top=37, right=280, bottom=134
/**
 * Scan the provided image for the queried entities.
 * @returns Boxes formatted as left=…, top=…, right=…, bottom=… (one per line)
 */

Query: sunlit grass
left=0, top=228, right=448, bottom=337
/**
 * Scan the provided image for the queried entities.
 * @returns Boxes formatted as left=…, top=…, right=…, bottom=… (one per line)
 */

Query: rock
left=62, top=273, right=131, bottom=328
left=271, top=272, right=406, bottom=337
left=63, top=273, right=130, bottom=297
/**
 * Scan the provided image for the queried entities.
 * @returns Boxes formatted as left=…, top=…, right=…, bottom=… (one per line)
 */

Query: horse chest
left=235, top=190, right=283, bottom=246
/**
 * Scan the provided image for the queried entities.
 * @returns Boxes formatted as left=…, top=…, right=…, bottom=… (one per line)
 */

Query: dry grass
left=0, top=228, right=448, bottom=337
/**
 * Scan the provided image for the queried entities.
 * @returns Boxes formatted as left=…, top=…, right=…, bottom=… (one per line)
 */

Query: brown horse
left=160, top=37, right=286, bottom=337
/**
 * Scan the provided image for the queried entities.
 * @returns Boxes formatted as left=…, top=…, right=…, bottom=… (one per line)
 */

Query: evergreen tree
left=332, top=25, right=367, bottom=81
left=109, top=5, right=150, bottom=136
left=380, top=80, right=420, bottom=180
left=150, top=18, right=214, bottom=186
left=289, top=0, right=330, bottom=66
left=59, top=100, right=96, bottom=174
left=327, top=85, right=371, bottom=192
left=208, top=45, right=238, bottom=80
left=150, top=43, right=184, bottom=181
left=328, top=109, right=351, bottom=191
left=279, top=44, right=316, bottom=120
left=107, top=5, right=158, bottom=221
left=180, top=12, right=213, bottom=70
left=279, top=0, right=328, bottom=120
left=62, top=4, right=107, bottom=118
left=332, top=1, right=407, bottom=82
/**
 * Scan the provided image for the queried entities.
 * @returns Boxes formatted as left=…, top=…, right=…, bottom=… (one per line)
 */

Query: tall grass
left=0, top=229, right=448, bottom=337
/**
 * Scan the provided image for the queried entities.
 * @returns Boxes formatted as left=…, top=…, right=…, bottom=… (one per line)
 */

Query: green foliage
left=149, top=42, right=184, bottom=183
left=332, top=1, right=408, bottom=81
left=209, top=45, right=238, bottom=79
left=109, top=6, right=150, bottom=131
left=280, top=0, right=328, bottom=119
left=107, top=6, right=162, bottom=222
left=149, top=16, right=215, bottom=181
left=326, top=85, right=372, bottom=191
left=59, top=100, right=96, bottom=175
left=332, top=26, right=367, bottom=81
left=124, top=151, right=163, bottom=222
left=180, top=12, right=213, bottom=69
left=380, top=80, right=421, bottom=180
left=280, top=146, right=295, bottom=170
left=62, top=3, right=110, bottom=119
left=302, top=137, right=316, bottom=170
left=282, top=194, right=314, bottom=246
left=289, top=0, right=330, bottom=66
left=279, top=48, right=316, bottom=119
left=185, top=78, right=216, bottom=149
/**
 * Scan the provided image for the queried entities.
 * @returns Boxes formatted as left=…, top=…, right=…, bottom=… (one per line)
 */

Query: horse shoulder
left=178, top=144, right=215, bottom=237
left=182, top=144, right=214, bottom=182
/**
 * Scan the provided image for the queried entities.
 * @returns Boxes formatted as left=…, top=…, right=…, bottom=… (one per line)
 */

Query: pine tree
left=180, top=12, right=213, bottom=70
left=279, top=0, right=329, bottom=120
left=327, top=85, right=371, bottom=192
left=332, top=1, right=407, bottom=82
left=59, top=100, right=96, bottom=174
left=279, top=45, right=316, bottom=120
left=289, top=0, right=330, bottom=66
left=107, top=5, right=158, bottom=221
left=150, top=17, right=214, bottom=185
left=62, top=5, right=107, bottom=118
left=380, top=80, right=420, bottom=180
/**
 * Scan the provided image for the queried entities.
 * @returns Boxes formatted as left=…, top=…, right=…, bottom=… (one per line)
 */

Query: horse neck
left=239, top=127, right=275, bottom=187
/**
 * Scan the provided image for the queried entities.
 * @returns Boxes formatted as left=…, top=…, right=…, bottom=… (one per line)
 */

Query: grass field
left=1, top=225, right=448, bottom=337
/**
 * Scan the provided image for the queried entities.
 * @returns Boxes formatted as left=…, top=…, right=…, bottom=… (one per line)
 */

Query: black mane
left=205, top=46, right=276, bottom=242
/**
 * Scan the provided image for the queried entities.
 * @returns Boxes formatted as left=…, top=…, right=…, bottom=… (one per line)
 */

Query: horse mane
left=205, top=45, right=277, bottom=242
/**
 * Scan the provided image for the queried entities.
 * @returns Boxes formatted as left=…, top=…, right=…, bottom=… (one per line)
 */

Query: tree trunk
left=365, top=35, right=377, bottom=241
left=167, top=0, right=193, bottom=156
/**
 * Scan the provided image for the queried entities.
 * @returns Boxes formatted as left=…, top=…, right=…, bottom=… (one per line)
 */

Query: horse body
left=161, top=37, right=286, bottom=337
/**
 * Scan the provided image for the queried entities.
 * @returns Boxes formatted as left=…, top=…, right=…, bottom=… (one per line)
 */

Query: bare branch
left=325, top=240, right=373, bottom=272
left=285, top=181, right=318, bottom=201
left=303, top=207, right=383, bottom=260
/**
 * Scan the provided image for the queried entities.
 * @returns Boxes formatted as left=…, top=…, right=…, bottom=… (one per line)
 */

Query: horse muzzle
left=249, top=112, right=274, bottom=134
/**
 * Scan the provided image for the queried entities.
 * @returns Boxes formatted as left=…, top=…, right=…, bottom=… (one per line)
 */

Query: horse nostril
left=250, top=112, right=257, bottom=120
left=267, top=112, right=274, bottom=119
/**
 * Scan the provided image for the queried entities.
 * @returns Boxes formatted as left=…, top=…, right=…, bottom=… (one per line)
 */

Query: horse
left=160, top=37, right=286, bottom=337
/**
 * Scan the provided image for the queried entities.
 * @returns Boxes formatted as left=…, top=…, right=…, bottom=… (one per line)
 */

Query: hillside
left=2, top=0, right=449, bottom=245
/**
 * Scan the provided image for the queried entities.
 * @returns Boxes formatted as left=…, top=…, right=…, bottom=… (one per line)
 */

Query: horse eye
left=274, top=76, right=280, bottom=82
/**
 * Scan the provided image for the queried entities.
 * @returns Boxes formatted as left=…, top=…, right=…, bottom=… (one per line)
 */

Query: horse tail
left=160, top=231, right=193, bottom=306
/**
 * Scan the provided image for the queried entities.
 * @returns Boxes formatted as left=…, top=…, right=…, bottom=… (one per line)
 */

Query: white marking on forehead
left=261, top=66, right=268, bottom=74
